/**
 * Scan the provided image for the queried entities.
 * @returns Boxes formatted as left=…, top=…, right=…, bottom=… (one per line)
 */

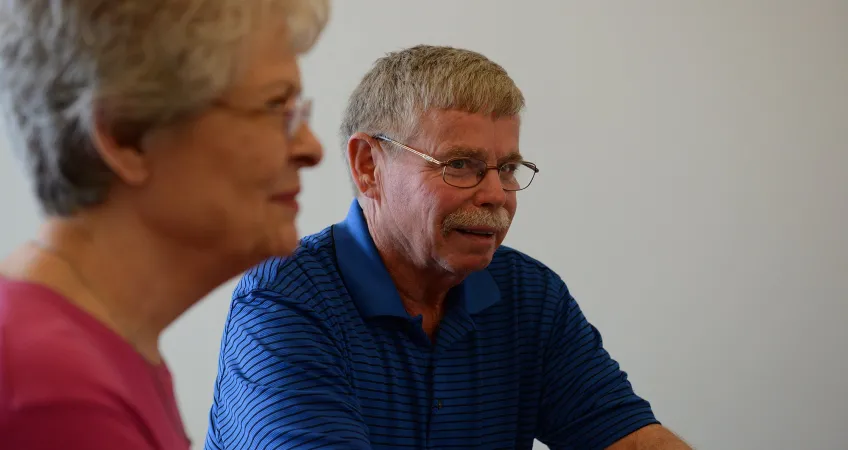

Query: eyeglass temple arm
left=375, top=134, right=540, bottom=175
left=373, top=134, right=444, bottom=165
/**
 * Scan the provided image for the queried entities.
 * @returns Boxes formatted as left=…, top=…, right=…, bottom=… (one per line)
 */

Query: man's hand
left=607, top=424, right=692, bottom=449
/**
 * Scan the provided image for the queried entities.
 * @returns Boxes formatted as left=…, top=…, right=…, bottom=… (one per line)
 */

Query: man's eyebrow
left=439, top=146, right=524, bottom=163
left=499, top=151, right=524, bottom=163
left=439, top=146, right=488, bottom=160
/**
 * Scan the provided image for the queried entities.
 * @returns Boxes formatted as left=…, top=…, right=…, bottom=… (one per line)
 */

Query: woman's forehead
left=229, top=18, right=302, bottom=94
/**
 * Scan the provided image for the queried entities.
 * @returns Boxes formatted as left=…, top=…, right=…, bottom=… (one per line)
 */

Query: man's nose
left=473, top=168, right=507, bottom=208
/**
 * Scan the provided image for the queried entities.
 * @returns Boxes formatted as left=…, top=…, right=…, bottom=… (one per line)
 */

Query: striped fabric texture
left=205, top=200, right=658, bottom=449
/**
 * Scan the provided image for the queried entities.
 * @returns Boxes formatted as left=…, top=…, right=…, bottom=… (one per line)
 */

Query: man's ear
left=347, top=132, right=383, bottom=200
left=90, top=112, right=150, bottom=187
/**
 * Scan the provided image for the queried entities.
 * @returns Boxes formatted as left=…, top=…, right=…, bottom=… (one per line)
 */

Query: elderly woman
left=0, top=0, right=329, bottom=449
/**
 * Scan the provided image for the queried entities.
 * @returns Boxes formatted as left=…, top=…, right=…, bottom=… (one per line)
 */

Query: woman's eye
left=265, top=96, right=291, bottom=112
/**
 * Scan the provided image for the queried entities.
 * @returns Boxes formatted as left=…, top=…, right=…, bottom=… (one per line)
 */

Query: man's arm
left=536, top=282, right=689, bottom=450
left=607, top=424, right=691, bottom=449
left=205, top=289, right=371, bottom=450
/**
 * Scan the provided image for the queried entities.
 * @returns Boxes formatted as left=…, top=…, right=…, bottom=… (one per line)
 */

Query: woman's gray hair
left=0, top=0, right=330, bottom=216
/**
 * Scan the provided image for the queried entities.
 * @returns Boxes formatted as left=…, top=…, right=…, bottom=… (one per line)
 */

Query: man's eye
left=501, top=163, right=518, bottom=174
left=448, top=159, right=469, bottom=169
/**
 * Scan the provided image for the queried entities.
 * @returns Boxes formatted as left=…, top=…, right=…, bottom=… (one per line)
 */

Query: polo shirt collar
left=332, top=199, right=501, bottom=319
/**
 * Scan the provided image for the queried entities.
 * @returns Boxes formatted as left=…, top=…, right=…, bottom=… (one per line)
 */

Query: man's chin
left=443, top=251, right=496, bottom=274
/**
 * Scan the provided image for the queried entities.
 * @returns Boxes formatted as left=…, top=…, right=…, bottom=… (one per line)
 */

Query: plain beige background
left=1, top=1, right=846, bottom=449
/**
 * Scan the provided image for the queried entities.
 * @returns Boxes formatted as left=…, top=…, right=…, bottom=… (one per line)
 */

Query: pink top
left=0, top=279, right=191, bottom=449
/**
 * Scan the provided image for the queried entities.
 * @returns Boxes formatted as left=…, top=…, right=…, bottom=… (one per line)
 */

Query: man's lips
left=453, top=226, right=498, bottom=237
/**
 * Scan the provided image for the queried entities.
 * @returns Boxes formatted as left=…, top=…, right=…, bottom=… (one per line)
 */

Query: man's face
left=379, top=109, right=520, bottom=275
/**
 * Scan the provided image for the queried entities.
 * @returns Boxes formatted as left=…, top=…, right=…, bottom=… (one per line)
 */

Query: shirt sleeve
left=536, top=282, right=660, bottom=450
left=1, top=401, right=158, bottom=450
left=205, top=289, right=371, bottom=450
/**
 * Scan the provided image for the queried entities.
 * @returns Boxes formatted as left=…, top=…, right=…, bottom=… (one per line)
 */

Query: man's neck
left=364, top=203, right=462, bottom=338
left=1, top=209, right=240, bottom=364
left=388, top=263, right=457, bottom=340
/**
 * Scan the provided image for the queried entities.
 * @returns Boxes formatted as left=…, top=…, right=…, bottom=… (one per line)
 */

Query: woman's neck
left=1, top=212, right=236, bottom=364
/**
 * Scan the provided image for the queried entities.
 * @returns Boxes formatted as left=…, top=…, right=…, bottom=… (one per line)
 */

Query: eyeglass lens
left=286, top=98, right=312, bottom=138
left=443, top=158, right=535, bottom=190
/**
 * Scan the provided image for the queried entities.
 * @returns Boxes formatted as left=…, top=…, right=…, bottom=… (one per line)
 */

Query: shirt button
left=434, top=399, right=443, bottom=410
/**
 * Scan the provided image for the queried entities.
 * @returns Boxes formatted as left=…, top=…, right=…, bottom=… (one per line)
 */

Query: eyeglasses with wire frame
left=374, top=134, right=539, bottom=191
left=213, top=96, right=312, bottom=141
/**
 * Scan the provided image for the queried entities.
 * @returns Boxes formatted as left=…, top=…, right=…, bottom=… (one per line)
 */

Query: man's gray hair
left=0, top=0, right=329, bottom=216
left=340, top=44, right=525, bottom=163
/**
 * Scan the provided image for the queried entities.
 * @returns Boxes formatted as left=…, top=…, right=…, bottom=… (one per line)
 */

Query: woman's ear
left=347, top=132, right=381, bottom=199
left=90, top=112, right=150, bottom=187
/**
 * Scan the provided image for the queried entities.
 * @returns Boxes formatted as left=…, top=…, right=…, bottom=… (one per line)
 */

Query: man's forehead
left=421, top=110, right=521, bottom=159
left=426, top=109, right=519, bottom=134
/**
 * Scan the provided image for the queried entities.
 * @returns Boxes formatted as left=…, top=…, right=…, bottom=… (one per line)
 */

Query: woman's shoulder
left=0, top=279, right=140, bottom=411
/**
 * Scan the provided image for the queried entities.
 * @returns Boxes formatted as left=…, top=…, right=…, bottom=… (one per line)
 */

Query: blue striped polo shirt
left=205, top=200, right=659, bottom=450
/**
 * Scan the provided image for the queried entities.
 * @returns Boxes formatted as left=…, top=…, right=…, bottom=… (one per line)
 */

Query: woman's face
left=128, top=18, right=322, bottom=265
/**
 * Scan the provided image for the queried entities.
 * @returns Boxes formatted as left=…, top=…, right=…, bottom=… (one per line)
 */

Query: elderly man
left=206, top=45, right=690, bottom=450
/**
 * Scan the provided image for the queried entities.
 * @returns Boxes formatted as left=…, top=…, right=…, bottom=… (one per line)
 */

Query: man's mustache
left=442, top=208, right=512, bottom=235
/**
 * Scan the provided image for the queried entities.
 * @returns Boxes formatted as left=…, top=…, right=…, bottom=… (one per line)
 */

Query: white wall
left=1, top=1, right=846, bottom=449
